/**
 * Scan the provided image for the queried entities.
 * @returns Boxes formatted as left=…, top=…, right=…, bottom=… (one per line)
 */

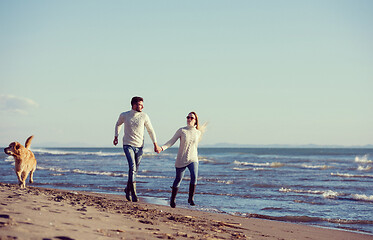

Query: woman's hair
left=190, top=111, right=199, bottom=130
left=131, top=96, right=143, bottom=106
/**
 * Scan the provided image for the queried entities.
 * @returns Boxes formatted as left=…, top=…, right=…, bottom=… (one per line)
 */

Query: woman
left=161, top=112, right=205, bottom=208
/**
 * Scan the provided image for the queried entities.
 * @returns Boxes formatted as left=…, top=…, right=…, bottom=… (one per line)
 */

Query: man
left=114, top=96, right=162, bottom=202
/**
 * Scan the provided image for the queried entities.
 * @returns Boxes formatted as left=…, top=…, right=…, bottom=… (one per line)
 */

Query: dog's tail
left=25, top=135, right=34, bottom=149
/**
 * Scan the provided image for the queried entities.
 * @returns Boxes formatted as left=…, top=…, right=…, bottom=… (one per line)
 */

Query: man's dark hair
left=131, top=96, right=143, bottom=106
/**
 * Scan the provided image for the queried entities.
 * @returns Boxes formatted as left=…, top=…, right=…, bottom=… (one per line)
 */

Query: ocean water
left=1, top=147, right=372, bottom=234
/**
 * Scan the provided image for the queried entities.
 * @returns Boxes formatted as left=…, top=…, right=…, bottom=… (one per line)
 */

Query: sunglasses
left=186, top=116, right=195, bottom=120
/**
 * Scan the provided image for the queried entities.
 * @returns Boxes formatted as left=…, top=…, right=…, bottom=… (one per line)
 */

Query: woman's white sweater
left=162, top=125, right=201, bottom=168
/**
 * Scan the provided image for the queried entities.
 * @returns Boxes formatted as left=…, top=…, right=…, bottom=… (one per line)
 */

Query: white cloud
left=0, top=94, right=39, bottom=115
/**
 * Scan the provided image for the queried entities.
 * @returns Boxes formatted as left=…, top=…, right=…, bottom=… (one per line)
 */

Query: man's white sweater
left=115, top=110, right=157, bottom=147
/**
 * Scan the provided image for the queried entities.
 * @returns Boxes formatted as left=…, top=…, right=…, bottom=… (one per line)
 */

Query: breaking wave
left=33, top=148, right=123, bottom=157
left=279, top=187, right=373, bottom=203
left=301, top=164, right=332, bottom=170
left=355, top=154, right=372, bottom=164
left=331, top=172, right=373, bottom=179
left=237, top=212, right=373, bottom=226
left=233, top=160, right=284, bottom=168
left=232, top=167, right=269, bottom=171
left=4, top=156, right=13, bottom=162
left=37, top=166, right=170, bottom=179
left=358, top=165, right=372, bottom=171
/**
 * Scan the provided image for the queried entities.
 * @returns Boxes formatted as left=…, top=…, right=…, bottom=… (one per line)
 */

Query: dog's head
left=4, top=142, right=24, bottom=156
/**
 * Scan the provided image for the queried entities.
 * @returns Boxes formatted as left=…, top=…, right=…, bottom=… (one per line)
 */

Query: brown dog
left=4, top=136, right=37, bottom=188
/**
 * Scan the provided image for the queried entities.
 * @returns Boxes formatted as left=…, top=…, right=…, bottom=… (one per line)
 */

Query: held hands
left=154, top=143, right=162, bottom=154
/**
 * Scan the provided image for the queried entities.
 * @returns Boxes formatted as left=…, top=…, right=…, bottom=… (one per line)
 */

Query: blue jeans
left=173, top=162, right=198, bottom=188
left=123, top=145, right=143, bottom=183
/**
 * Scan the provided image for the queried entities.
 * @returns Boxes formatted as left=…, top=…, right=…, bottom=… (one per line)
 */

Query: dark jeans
left=172, top=162, right=198, bottom=188
left=123, top=145, right=143, bottom=183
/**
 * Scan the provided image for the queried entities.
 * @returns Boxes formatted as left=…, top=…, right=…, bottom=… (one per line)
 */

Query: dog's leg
left=29, top=169, right=35, bottom=183
left=20, top=171, right=27, bottom=188
left=16, top=171, right=23, bottom=185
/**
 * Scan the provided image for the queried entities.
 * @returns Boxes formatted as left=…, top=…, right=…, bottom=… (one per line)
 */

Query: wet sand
left=0, top=182, right=371, bottom=240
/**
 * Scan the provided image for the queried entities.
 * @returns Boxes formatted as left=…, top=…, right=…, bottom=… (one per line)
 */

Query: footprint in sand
left=53, top=236, right=75, bottom=240
left=0, top=214, right=11, bottom=227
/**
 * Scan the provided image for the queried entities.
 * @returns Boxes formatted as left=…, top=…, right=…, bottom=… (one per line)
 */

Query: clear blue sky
left=1, top=0, right=372, bottom=147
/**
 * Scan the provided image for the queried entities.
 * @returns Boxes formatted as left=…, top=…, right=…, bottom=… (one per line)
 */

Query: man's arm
left=113, top=114, right=124, bottom=146
left=144, top=114, right=161, bottom=153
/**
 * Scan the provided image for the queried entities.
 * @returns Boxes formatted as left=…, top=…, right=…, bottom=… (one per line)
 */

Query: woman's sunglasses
left=186, top=116, right=195, bottom=120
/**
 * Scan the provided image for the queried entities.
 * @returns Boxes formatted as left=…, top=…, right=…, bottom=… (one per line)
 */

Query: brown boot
left=188, top=183, right=196, bottom=206
left=124, top=182, right=132, bottom=201
left=170, top=187, right=178, bottom=208
left=131, top=182, right=138, bottom=202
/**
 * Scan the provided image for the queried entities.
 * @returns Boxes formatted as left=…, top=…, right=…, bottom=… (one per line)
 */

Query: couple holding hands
left=113, top=96, right=205, bottom=208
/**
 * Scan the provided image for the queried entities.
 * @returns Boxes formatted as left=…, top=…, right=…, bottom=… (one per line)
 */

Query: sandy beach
left=0, top=182, right=371, bottom=240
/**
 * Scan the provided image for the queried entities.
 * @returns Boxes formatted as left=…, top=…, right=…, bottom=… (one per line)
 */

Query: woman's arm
left=161, top=128, right=181, bottom=151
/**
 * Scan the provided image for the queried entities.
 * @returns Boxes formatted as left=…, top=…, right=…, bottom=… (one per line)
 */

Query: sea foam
left=355, top=154, right=372, bottom=164
left=233, top=160, right=284, bottom=168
